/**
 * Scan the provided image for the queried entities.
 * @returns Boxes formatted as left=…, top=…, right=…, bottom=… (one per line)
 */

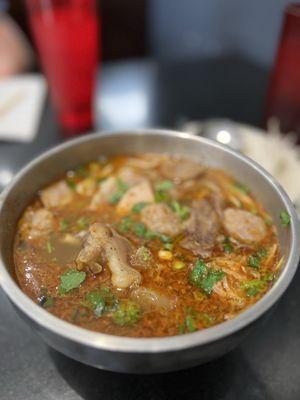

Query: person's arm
left=0, top=3, right=34, bottom=77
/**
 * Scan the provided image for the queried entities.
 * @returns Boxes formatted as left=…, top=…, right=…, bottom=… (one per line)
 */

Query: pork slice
left=40, top=180, right=73, bottom=209
left=75, top=223, right=141, bottom=288
left=24, top=208, right=55, bottom=238
left=161, top=158, right=205, bottom=181
left=140, top=203, right=182, bottom=236
left=89, top=177, right=118, bottom=209
left=117, top=167, right=145, bottom=186
left=180, top=199, right=220, bottom=258
left=223, top=208, right=266, bottom=243
left=117, top=180, right=154, bottom=214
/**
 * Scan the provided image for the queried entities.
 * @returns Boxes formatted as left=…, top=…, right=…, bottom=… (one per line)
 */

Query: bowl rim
left=0, top=128, right=299, bottom=354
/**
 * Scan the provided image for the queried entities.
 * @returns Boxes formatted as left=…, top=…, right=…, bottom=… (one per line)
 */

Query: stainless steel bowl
left=0, top=129, right=299, bottom=374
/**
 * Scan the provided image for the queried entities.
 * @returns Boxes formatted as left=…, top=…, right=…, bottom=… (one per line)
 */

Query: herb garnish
left=233, top=182, right=250, bottom=194
left=223, top=237, right=233, bottom=253
left=113, top=300, right=141, bottom=326
left=170, top=201, right=190, bottom=220
left=241, top=273, right=274, bottom=297
left=59, top=219, right=69, bottom=231
left=247, top=248, right=268, bottom=269
left=179, top=308, right=214, bottom=334
left=117, top=217, right=172, bottom=243
left=109, top=179, right=129, bottom=204
left=77, top=216, right=90, bottom=230
left=58, top=269, right=86, bottom=294
left=154, top=180, right=174, bottom=202
left=280, top=211, right=291, bottom=227
left=46, top=240, right=53, bottom=254
left=189, top=260, right=225, bottom=296
left=132, top=202, right=149, bottom=213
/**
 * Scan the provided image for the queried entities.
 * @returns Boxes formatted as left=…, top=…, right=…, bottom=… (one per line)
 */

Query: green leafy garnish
left=155, top=180, right=174, bottom=191
left=113, top=300, right=141, bottom=326
left=74, top=165, right=89, bottom=178
left=132, top=202, right=149, bottom=213
left=66, top=179, right=76, bottom=189
left=46, top=240, right=53, bottom=254
left=109, top=179, right=129, bottom=204
left=241, top=273, right=275, bottom=297
left=189, top=260, right=225, bottom=296
left=247, top=248, right=268, bottom=270
left=223, top=237, right=233, bottom=253
left=185, top=315, right=197, bottom=332
left=163, top=242, right=174, bottom=251
left=59, top=219, right=69, bottom=231
left=43, top=296, right=55, bottom=308
left=280, top=211, right=291, bottom=227
left=85, top=290, right=106, bottom=317
left=154, top=180, right=174, bottom=203
left=233, top=181, right=250, bottom=194
left=77, top=216, right=90, bottom=230
left=117, top=217, right=172, bottom=244
left=58, top=269, right=86, bottom=294
left=179, top=308, right=214, bottom=334
left=170, top=201, right=190, bottom=220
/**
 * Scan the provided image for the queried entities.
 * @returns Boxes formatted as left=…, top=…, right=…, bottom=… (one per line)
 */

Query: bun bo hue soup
left=14, top=154, right=286, bottom=337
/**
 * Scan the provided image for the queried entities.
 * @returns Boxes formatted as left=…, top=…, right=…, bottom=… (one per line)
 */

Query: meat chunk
left=180, top=199, right=219, bottom=258
left=130, top=246, right=153, bottom=270
left=118, top=167, right=145, bottom=186
left=140, top=203, right=182, bottom=236
left=75, top=223, right=141, bottom=288
left=40, top=180, right=73, bottom=209
left=130, top=287, right=173, bottom=311
left=24, top=208, right=55, bottom=238
left=89, top=177, right=118, bottom=209
left=117, top=180, right=154, bottom=214
left=161, top=158, right=205, bottom=181
left=223, top=208, right=266, bottom=243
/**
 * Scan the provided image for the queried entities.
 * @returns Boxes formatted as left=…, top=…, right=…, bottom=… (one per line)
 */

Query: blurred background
left=0, top=0, right=300, bottom=189
left=0, top=0, right=296, bottom=130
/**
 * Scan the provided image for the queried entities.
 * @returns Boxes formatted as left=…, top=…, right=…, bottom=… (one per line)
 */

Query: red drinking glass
left=26, top=0, right=99, bottom=136
left=264, top=4, right=300, bottom=136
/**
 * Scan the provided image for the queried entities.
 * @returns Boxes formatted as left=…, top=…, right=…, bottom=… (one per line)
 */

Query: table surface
left=1, top=58, right=300, bottom=400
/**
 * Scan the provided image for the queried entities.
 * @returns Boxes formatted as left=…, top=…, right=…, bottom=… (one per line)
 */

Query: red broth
left=13, top=154, right=282, bottom=337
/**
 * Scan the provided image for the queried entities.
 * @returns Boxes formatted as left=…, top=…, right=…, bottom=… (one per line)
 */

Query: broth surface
left=14, top=154, right=283, bottom=337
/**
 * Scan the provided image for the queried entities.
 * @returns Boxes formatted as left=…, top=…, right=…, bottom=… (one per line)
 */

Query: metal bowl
left=0, top=130, right=299, bottom=374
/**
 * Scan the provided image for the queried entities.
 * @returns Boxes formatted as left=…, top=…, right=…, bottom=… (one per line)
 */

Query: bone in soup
left=14, top=154, right=285, bottom=337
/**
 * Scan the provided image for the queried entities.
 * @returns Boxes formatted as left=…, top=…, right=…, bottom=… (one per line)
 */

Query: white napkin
left=0, top=74, right=47, bottom=142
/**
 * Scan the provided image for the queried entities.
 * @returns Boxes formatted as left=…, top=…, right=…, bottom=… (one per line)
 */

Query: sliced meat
left=75, top=178, right=97, bottom=197
left=140, top=203, right=182, bottom=236
left=180, top=199, right=220, bottom=258
left=40, top=180, right=74, bottom=209
left=117, top=180, right=154, bottom=214
left=89, top=177, right=117, bottom=209
left=161, top=158, right=205, bottom=181
left=223, top=208, right=266, bottom=243
left=118, top=167, right=145, bottom=186
left=24, top=208, right=55, bottom=238
left=130, top=287, right=173, bottom=311
left=130, top=246, right=153, bottom=270
left=75, top=223, right=141, bottom=288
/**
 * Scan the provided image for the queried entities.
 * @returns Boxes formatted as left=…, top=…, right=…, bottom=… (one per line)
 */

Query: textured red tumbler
left=264, top=4, right=300, bottom=136
left=26, top=0, right=99, bottom=136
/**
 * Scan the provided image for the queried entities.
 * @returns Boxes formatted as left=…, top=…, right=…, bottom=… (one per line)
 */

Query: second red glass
left=26, top=0, right=99, bottom=136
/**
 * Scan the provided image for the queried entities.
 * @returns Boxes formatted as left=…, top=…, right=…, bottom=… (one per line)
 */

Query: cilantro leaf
left=59, top=219, right=69, bottom=231
left=155, top=180, right=174, bottom=191
left=189, top=260, right=225, bottom=296
left=132, top=202, right=149, bottom=213
left=170, top=201, right=190, bottom=220
left=109, top=178, right=129, bottom=204
left=59, top=269, right=86, bottom=294
left=233, top=181, right=250, bottom=194
left=113, top=300, right=141, bottom=326
left=77, top=216, right=90, bottom=230
left=85, top=290, right=106, bottom=317
left=247, top=248, right=268, bottom=269
left=223, top=237, right=233, bottom=253
left=280, top=211, right=291, bottom=227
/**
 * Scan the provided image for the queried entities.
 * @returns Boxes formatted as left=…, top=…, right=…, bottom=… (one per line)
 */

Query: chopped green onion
left=77, top=216, right=90, bottom=230
left=170, top=201, right=190, bottom=220
left=59, top=219, right=69, bottom=231
left=233, top=181, right=250, bottom=194
left=46, top=240, right=53, bottom=254
left=132, top=202, right=149, bottom=213
left=280, top=211, right=291, bottom=227
left=155, top=180, right=174, bottom=191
